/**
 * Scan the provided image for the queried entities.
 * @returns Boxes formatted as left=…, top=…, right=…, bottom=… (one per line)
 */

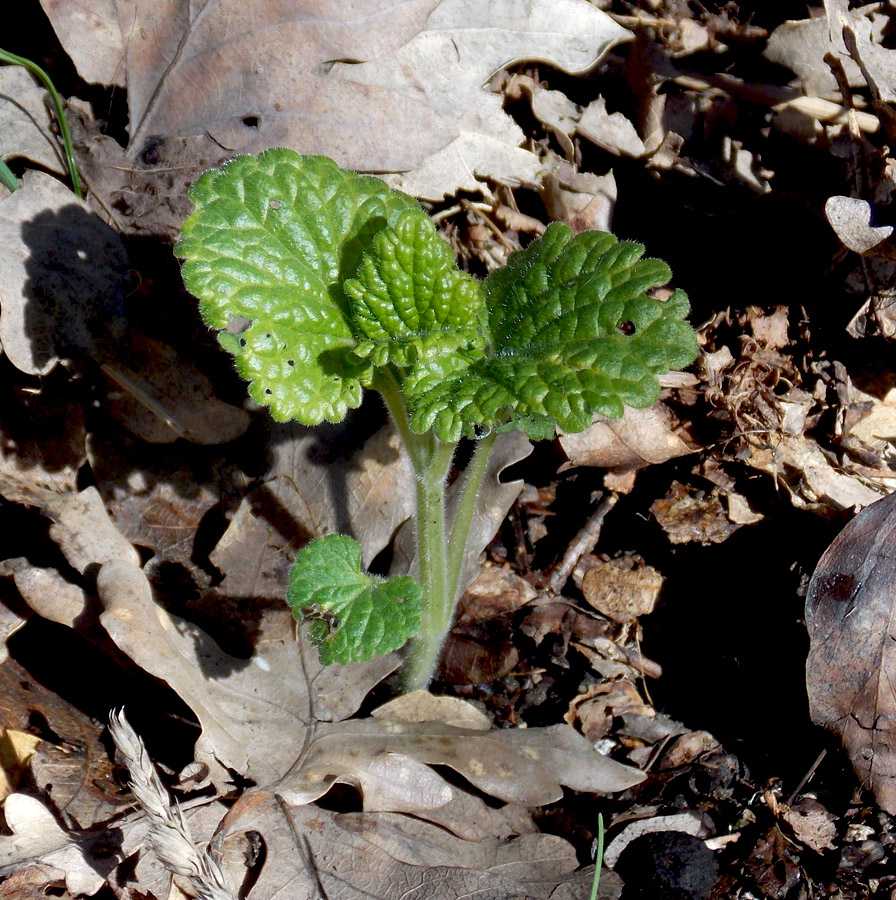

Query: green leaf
left=175, top=149, right=419, bottom=424
left=405, top=223, right=700, bottom=441
left=345, top=208, right=487, bottom=369
left=286, top=535, right=422, bottom=665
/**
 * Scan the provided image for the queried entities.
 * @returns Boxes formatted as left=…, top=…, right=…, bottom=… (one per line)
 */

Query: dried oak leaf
left=806, top=489, right=896, bottom=814
left=44, top=0, right=630, bottom=204
left=214, top=795, right=616, bottom=900
left=96, top=560, right=400, bottom=791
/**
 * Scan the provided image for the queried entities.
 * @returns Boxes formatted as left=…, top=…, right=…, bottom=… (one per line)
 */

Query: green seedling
left=0, top=47, right=83, bottom=197
left=176, top=149, right=698, bottom=690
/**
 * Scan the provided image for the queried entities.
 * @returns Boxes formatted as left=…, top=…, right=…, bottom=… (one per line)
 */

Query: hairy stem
left=445, top=430, right=497, bottom=603
left=401, top=438, right=455, bottom=691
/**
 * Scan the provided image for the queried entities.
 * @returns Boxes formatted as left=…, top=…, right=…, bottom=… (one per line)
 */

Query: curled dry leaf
left=575, top=554, right=663, bottom=622
left=560, top=404, right=696, bottom=476
left=806, top=489, right=896, bottom=814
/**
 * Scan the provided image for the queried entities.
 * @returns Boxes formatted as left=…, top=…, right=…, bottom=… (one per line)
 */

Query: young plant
left=176, top=149, right=698, bottom=690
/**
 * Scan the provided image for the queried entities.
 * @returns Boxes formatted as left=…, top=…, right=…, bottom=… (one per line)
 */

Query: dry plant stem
left=548, top=493, right=618, bottom=594
left=108, top=709, right=236, bottom=900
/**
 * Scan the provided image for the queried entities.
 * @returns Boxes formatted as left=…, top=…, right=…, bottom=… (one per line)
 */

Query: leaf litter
left=6, top=0, right=896, bottom=896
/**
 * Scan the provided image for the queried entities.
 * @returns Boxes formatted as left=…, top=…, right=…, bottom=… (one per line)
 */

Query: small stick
left=547, top=492, right=618, bottom=595
left=786, top=749, right=827, bottom=806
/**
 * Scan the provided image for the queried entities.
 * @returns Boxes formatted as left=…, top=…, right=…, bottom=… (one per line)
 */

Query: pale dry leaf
left=0, top=604, right=26, bottom=664
left=278, top=716, right=643, bottom=811
left=39, top=0, right=126, bottom=86
left=0, top=475, right=140, bottom=574
left=342, top=0, right=632, bottom=198
left=577, top=96, right=646, bottom=157
left=781, top=798, right=837, bottom=852
left=215, top=792, right=600, bottom=900
left=0, top=67, right=67, bottom=175
left=541, top=166, right=617, bottom=234
left=748, top=434, right=888, bottom=512
left=0, top=172, right=128, bottom=376
left=96, top=560, right=398, bottom=790
left=116, top=0, right=450, bottom=163
left=527, top=83, right=580, bottom=159
left=764, top=10, right=883, bottom=96
left=0, top=794, right=108, bottom=896
left=372, top=690, right=492, bottom=730
left=826, top=195, right=896, bottom=258
left=560, top=404, right=695, bottom=473
left=9, top=563, right=86, bottom=628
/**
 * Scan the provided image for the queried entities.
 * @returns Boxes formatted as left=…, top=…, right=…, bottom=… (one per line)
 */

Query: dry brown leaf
left=650, top=482, right=741, bottom=545
left=560, top=404, right=695, bottom=475
left=806, top=490, right=896, bottom=814
left=0, top=68, right=67, bottom=175
left=6, top=562, right=86, bottom=628
left=38, top=0, right=126, bottom=86
left=46, top=0, right=630, bottom=204
left=278, top=715, right=644, bottom=811
left=214, top=795, right=609, bottom=900
left=95, top=560, right=398, bottom=790
left=0, top=660, right=123, bottom=829
left=0, top=172, right=127, bottom=376
left=764, top=10, right=883, bottom=97
left=0, top=473, right=140, bottom=575
left=748, top=434, right=887, bottom=512
left=781, top=798, right=837, bottom=852
left=0, top=794, right=108, bottom=896
left=265, top=420, right=416, bottom=569
left=576, top=556, right=663, bottom=622
left=577, top=96, right=646, bottom=157
left=541, top=166, right=617, bottom=234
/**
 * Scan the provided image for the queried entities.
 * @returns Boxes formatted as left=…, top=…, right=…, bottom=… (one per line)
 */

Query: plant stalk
left=401, top=439, right=455, bottom=690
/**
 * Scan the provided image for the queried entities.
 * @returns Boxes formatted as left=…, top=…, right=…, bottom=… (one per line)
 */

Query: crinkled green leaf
left=405, top=223, right=700, bottom=441
left=345, top=209, right=486, bottom=368
left=175, top=149, right=419, bottom=424
left=287, top=535, right=422, bottom=665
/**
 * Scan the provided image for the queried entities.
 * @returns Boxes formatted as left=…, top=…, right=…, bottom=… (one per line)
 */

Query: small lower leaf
left=287, top=535, right=422, bottom=665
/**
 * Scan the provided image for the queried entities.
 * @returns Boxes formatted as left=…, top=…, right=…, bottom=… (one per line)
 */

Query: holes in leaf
left=617, top=320, right=636, bottom=336
left=264, top=388, right=272, bottom=395
left=242, top=115, right=260, bottom=128
left=239, top=338, right=247, bottom=347
left=287, top=359, right=295, bottom=367
left=269, top=199, right=282, bottom=210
